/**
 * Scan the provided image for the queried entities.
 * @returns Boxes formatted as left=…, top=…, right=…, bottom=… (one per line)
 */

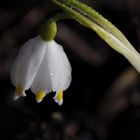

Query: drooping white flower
left=10, top=36, right=72, bottom=105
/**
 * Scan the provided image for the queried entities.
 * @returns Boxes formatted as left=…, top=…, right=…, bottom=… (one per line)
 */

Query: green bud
left=41, top=19, right=57, bottom=42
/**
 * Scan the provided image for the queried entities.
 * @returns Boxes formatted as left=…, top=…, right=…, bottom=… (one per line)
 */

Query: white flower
left=10, top=35, right=72, bottom=105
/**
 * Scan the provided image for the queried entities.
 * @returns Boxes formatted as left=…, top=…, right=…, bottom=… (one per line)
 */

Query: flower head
left=10, top=36, right=72, bottom=105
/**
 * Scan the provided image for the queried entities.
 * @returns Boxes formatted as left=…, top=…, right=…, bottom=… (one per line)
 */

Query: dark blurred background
left=0, top=0, right=140, bottom=140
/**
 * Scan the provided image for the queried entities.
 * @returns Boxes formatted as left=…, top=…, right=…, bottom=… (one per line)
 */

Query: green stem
left=67, top=0, right=136, bottom=52
left=52, top=0, right=131, bottom=49
left=52, top=0, right=140, bottom=73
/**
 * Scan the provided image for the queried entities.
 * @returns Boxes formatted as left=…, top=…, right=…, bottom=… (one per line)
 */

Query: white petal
left=46, top=41, right=72, bottom=92
left=10, top=36, right=46, bottom=91
left=53, top=90, right=63, bottom=106
left=31, top=54, right=52, bottom=94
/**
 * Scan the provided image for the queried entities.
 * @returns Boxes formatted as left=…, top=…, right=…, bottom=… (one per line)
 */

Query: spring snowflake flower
left=10, top=35, right=72, bottom=105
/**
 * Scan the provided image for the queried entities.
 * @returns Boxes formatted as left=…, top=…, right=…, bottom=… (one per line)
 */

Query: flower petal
left=31, top=54, right=52, bottom=94
left=35, top=91, right=46, bottom=103
left=53, top=90, right=63, bottom=105
left=10, top=36, right=46, bottom=91
left=46, top=41, right=72, bottom=92
left=14, top=84, right=26, bottom=100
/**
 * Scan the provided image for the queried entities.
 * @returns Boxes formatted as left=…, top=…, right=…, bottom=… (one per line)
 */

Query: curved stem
left=52, top=0, right=140, bottom=73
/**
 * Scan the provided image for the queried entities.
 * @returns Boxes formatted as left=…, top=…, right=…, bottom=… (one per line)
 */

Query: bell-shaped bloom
left=10, top=35, right=72, bottom=105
